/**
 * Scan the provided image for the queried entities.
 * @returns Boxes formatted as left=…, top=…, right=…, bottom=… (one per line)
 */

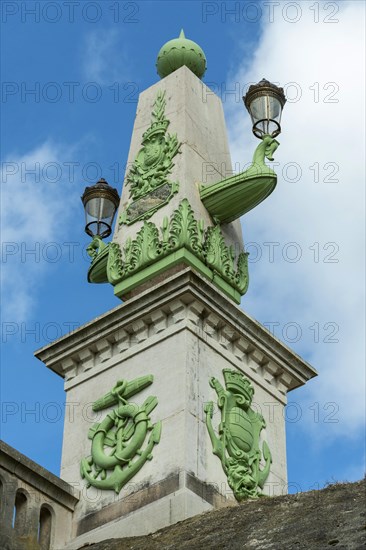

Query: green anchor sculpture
left=204, top=369, right=272, bottom=500
left=81, top=375, right=161, bottom=493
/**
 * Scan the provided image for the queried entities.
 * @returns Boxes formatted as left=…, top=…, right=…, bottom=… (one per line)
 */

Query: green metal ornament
left=80, top=375, right=162, bottom=493
left=119, top=90, right=181, bottom=225
left=86, top=235, right=107, bottom=261
left=156, top=29, right=207, bottom=79
left=200, top=135, right=279, bottom=223
left=88, top=198, right=249, bottom=303
left=205, top=369, right=272, bottom=500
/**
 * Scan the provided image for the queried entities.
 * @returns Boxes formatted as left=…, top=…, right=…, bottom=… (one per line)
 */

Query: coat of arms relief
left=205, top=369, right=272, bottom=500
left=119, top=90, right=181, bottom=225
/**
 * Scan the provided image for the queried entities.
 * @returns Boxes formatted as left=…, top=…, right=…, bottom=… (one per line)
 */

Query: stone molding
left=75, top=470, right=230, bottom=538
left=35, top=269, right=317, bottom=402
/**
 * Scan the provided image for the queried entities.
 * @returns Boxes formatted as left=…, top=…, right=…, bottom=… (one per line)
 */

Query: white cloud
left=225, top=1, right=365, bottom=438
left=1, top=142, right=80, bottom=322
left=82, top=29, right=131, bottom=85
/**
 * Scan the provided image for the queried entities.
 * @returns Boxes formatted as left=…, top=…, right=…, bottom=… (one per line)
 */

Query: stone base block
left=35, top=268, right=317, bottom=548
left=65, top=472, right=227, bottom=549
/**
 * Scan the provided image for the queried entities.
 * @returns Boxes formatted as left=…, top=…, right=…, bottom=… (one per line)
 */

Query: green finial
left=156, top=30, right=207, bottom=80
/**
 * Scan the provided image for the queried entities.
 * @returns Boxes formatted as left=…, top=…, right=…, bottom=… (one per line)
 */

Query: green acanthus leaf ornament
left=88, top=198, right=249, bottom=302
left=80, top=375, right=162, bottom=493
left=204, top=369, right=272, bottom=500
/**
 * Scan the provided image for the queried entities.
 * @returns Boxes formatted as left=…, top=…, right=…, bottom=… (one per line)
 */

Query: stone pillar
left=0, top=472, right=17, bottom=549
left=87, top=65, right=248, bottom=305
left=114, top=64, right=243, bottom=260
left=35, top=33, right=317, bottom=549
left=35, top=270, right=316, bottom=548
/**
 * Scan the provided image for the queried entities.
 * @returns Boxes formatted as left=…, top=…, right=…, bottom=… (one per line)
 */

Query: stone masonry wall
left=0, top=441, right=79, bottom=550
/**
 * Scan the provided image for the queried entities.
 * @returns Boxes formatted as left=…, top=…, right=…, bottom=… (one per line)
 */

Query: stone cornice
left=35, top=269, right=317, bottom=397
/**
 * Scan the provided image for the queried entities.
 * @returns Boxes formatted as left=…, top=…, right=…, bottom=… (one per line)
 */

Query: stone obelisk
left=36, top=31, right=316, bottom=549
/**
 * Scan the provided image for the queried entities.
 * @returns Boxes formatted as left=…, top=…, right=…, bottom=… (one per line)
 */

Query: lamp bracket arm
left=251, top=135, right=280, bottom=168
left=87, top=235, right=108, bottom=261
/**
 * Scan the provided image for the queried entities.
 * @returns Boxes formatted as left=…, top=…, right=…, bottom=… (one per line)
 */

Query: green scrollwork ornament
left=120, top=90, right=181, bottom=225
left=80, top=375, right=162, bottom=493
left=204, top=369, right=271, bottom=500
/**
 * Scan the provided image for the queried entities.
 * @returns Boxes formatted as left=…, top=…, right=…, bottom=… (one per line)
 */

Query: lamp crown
left=243, top=78, right=287, bottom=111
left=81, top=178, right=120, bottom=208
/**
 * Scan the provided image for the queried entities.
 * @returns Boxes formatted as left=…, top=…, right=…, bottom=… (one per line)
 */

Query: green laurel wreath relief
left=205, top=369, right=272, bottom=500
left=80, top=375, right=161, bottom=493
left=108, top=198, right=249, bottom=295
left=119, top=90, right=181, bottom=225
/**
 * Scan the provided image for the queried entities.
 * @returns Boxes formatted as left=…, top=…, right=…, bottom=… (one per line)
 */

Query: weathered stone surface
left=113, top=65, right=243, bottom=257
left=0, top=440, right=79, bottom=550
left=34, top=269, right=317, bottom=546
left=80, top=479, right=366, bottom=550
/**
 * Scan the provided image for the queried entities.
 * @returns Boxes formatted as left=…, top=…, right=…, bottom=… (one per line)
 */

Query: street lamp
left=81, top=178, right=120, bottom=239
left=243, top=79, right=286, bottom=139
left=201, top=78, right=286, bottom=223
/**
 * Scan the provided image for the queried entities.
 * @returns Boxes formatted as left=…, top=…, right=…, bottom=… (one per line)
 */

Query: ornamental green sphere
left=156, top=30, right=207, bottom=80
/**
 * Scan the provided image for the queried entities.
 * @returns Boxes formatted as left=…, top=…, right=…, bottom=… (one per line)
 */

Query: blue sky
left=1, top=0, right=365, bottom=495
